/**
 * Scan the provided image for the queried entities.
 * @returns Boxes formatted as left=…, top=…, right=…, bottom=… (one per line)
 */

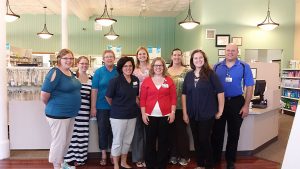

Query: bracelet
left=171, top=110, right=175, bottom=114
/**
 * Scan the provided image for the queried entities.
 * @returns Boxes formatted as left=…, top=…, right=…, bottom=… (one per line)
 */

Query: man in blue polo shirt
left=212, top=43, right=254, bottom=169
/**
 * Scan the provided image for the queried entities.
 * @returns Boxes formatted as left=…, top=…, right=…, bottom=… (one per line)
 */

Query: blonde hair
left=136, top=47, right=150, bottom=68
left=149, top=57, right=168, bottom=77
left=102, top=50, right=115, bottom=58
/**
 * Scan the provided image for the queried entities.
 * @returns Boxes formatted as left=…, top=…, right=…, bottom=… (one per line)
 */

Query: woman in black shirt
left=182, top=49, right=224, bottom=169
left=105, top=57, right=139, bottom=169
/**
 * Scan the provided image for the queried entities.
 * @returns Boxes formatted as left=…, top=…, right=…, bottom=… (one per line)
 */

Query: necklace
left=194, top=73, right=200, bottom=79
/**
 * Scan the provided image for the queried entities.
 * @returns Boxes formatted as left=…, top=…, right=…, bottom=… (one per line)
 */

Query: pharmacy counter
left=9, top=101, right=280, bottom=155
left=230, top=106, right=280, bottom=154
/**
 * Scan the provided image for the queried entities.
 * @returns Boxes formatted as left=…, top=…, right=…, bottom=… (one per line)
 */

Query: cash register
left=251, top=80, right=267, bottom=109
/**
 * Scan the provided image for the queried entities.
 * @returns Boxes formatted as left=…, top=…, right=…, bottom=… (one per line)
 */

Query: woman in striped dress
left=64, top=56, right=92, bottom=168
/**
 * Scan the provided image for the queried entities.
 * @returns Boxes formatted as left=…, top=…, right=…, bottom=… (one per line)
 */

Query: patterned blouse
left=169, top=67, right=189, bottom=109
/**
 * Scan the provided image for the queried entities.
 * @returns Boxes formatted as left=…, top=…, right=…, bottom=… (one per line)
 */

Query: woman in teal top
left=41, top=49, right=81, bottom=169
left=167, top=48, right=190, bottom=166
left=91, top=50, right=118, bottom=166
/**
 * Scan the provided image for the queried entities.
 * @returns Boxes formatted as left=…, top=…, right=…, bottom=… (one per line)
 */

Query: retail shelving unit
left=281, top=68, right=300, bottom=114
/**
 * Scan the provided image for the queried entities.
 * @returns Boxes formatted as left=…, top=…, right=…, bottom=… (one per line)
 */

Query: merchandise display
left=7, top=67, right=51, bottom=101
left=281, top=68, right=300, bottom=113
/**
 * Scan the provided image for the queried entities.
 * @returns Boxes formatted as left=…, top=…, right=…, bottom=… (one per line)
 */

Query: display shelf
left=281, top=86, right=300, bottom=90
left=281, top=77, right=300, bottom=79
left=282, top=108, right=296, bottom=113
left=281, top=68, right=300, bottom=115
left=282, top=68, right=300, bottom=71
left=281, top=96, right=300, bottom=101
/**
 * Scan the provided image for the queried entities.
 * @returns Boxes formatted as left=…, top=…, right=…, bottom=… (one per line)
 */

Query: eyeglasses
left=153, top=65, right=163, bottom=68
left=123, top=65, right=133, bottom=68
left=61, top=57, right=74, bottom=61
left=104, top=55, right=114, bottom=59
left=78, top=63, right=89, bottom=65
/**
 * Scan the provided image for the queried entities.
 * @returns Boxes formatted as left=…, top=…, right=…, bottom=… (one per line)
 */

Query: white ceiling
left=9, top=0, right=191, bottom=20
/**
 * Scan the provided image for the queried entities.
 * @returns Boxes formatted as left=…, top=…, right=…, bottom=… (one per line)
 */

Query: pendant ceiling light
left=5, top=0, right=20, bottom=22
left=104, top=8, right=119, bottom=40
left=178, top=0, right=200, bottom=30
left=257, top=0, right=279, bottom=31
left=95, top=0, right=117, bottom=27
left=37, top=6, right=53, bottom=39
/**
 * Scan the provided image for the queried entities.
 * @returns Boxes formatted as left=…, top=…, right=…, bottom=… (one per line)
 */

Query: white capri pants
left=46, top=117, right=75, bottom=164
left=110, top=118, right=137, bottom=156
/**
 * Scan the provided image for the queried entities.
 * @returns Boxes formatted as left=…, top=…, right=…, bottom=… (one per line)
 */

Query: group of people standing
left=41, top=43, right=254, bottom=169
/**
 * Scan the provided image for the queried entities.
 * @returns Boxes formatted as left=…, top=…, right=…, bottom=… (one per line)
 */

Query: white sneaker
left=178, top=158, right=190, bottom=166
left=169, top=157, right=178, bottom=164
left=62, top=161, right=76, bottom=169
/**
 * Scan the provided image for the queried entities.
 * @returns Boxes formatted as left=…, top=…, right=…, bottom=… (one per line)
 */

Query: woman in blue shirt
left=182, top=49, right=224, bottom=169
left=41, top=49, right=81, bottom=169
left=91, top=50, right=118, bottom=166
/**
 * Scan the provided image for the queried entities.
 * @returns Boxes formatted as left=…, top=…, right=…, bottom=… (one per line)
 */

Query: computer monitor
left=253, top=80, right=266, bottom=104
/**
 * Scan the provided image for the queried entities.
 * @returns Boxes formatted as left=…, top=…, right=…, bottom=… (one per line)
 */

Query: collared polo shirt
left=214, top=59, right=254, bottom=97
left=106, top=74, right=140, bottom=119
left=92, top=65, right=118, bottom=109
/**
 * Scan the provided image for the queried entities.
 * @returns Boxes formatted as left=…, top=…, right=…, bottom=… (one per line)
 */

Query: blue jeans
left=96, top=109, right=113, bottom=150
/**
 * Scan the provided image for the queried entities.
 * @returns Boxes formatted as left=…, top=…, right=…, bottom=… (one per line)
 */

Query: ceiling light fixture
left=178, top=0, right=200, bottom=30
left=5, top=0, right=20, bottom=22
left=95, top=0, right=117, bottom=27
left=104, top=8, right=119, bottom=40
left=37, top=7, right=54, bottom=39
left=257, top=0, right=279, bottom=31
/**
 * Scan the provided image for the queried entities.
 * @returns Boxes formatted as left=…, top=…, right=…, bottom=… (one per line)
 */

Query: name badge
left=162, top=84, right=169, bottom=88
left=133, top=81, right=138, bottom=88
left=225, top=77, right=232, bottom=82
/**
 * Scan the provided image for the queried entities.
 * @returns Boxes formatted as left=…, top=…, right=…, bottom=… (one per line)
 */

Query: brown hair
left=149, top=57, right=168, bottom=77
left=136, top=46, right=150, bottom=68
left=76, top=56, right=90, bottom=77
left=190, top=49, right=213, bottom=80
left=168, top=48, right=184, bottom=68
left=76, top=56, right=89, bottom=64
left=56, top=49, right=74, bottom=66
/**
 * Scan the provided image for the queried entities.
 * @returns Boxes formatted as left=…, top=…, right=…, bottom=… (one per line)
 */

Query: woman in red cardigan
left=140, top=57, right=177, bottom=169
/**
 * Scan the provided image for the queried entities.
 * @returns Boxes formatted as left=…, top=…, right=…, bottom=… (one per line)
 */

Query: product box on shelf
left=289, top=60, right=300, bottom=69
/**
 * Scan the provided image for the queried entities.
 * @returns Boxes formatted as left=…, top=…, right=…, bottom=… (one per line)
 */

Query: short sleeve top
left=92, top=66, right=118, bottom=109
left=214, top=60, right=254, bottom=97
left=41, top=67, right=82, bottom=118
left=106, top=75, right=140, bottom=119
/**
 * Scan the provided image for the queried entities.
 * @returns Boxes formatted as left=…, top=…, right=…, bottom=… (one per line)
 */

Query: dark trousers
left=190, top=117, right=215, bottom=168
left=169, top=109, right=190, bottom=159
left=211, top=96, right=245, bottom=164
left=96, top=109, right=113, bottom=150
left=131, top=110, right=145, bottom=162
left=145, top=116, right=170, bottom=169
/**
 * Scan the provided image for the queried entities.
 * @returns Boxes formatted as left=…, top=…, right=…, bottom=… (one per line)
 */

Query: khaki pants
left=46, top=117, right=75, bottom=164
left=110, top=118, right=136, bottom=156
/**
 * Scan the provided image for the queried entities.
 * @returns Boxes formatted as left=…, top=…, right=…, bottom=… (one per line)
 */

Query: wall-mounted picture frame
left=218, top=57, right=225, bottom=62
left=251, top=68, right=257, bottom=79
left=232, top=37, right=242, bottom=46
left=206, top=29, right=216, bottom=39
left=215, top=34, right=230, bottom=47
left=218, top=49, right=225, bottom=56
